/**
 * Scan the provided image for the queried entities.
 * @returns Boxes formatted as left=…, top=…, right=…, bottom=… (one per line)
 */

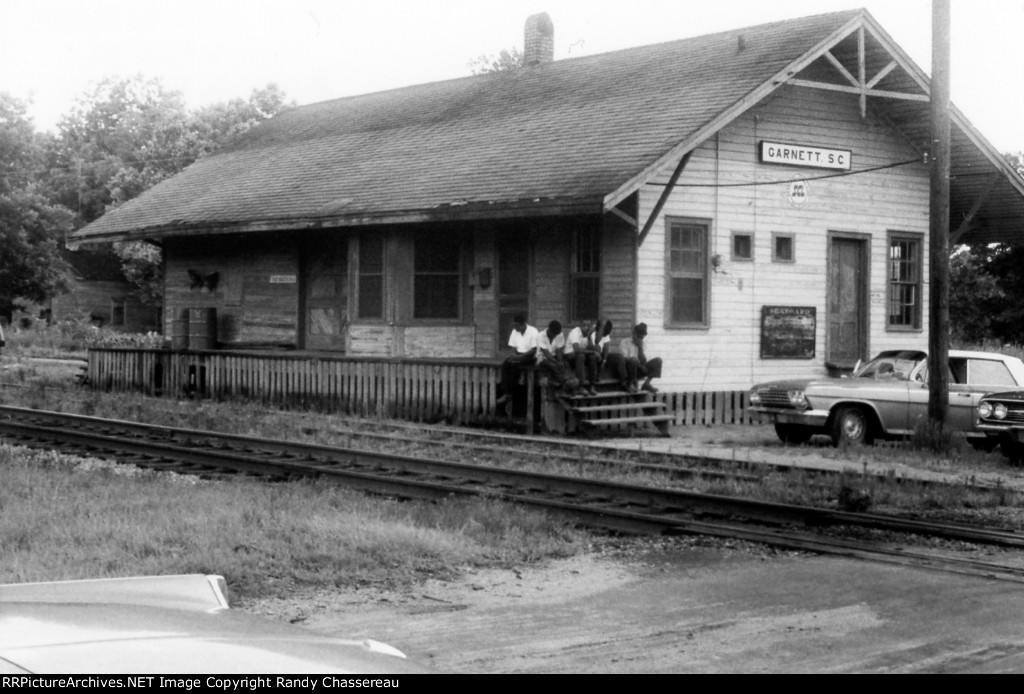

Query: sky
left=2, top=0, right=1023, bottom=153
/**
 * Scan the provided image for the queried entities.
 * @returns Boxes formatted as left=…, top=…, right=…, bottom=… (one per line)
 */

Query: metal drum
left=170, top=315, right=189, bottom=351
left=187, top=307, right=217, bottom=351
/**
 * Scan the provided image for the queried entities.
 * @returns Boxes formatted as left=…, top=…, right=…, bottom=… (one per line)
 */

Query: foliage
left=951, top=243, right=1024, bottom=344
left=0, top=94, right=73, bottom=318
left=38, top=77, right=292, bottom=306
left=113, top=240, right=164, bottom=306
left=468, top=47, right=525, bottom=74
left=949, top=247, right=1006, bottom=343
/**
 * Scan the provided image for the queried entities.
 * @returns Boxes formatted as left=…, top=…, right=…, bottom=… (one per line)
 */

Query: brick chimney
left=524, top=12, right=554, bottom=65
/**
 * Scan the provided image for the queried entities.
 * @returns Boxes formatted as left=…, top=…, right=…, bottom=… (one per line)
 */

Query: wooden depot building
left=69, top=9, right=1024, bottom=428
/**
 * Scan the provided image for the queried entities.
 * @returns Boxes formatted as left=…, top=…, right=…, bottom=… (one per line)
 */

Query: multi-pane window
left=414, top=238, right=461, bottom=320
left=888, top=233, right=922, bottom=330
left=666, top=219, right=709, bottom=326
left=570, top=226, right=601, bottom=321
left=772, top=233, right=795, bottom=262
left=357, top=235, right=384, bottom=319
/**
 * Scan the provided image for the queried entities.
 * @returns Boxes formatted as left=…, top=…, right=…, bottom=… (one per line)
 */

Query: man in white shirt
left=496, top=312, right=539, bottom=406
left=565, top=317, right=599, bottom=396
left=620, top=322, right=662, bottom=393
left=535, top=320, right=570, bottom=388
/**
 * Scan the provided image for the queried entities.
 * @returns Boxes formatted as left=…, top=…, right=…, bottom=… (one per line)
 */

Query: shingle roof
left=70, top=10, right=866, bottom=242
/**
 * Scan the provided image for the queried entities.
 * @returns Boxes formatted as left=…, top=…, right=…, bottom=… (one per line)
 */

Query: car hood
left=0, top=602, right=427, bottom=674
left=980, top=390, right=1024, bottom=402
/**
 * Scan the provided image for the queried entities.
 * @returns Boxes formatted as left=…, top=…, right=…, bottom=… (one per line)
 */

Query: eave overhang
left=607, top=10, right=1024, bottom=247
left=67, top=196, right=605, bottom=248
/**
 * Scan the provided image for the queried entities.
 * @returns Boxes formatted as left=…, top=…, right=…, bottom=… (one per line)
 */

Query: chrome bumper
left=751, top=408, right=830, bottom=428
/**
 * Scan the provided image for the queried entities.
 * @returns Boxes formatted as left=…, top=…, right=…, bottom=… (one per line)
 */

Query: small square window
left=732, top=233, right=753, bottom=261
left=773, top=234, right=795, bottom=263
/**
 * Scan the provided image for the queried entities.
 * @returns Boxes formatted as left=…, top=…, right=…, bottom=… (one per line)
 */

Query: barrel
left=170, top=316, right=189, bottom=351
left=188, top=307, right=217, bottom=351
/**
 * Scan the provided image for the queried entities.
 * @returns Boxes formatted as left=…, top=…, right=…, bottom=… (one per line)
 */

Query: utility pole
left=928, top=0, right=951, bottom=426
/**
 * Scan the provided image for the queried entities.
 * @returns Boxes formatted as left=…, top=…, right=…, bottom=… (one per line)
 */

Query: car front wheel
left=830, top=406, right=871, bottom=447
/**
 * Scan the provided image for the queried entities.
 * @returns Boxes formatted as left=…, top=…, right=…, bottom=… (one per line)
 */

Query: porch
left=86, top=348, right=757, bottom=431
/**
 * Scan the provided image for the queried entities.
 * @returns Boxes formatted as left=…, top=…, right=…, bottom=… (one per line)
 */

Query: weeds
left=0, top=445, right=586, bottom=598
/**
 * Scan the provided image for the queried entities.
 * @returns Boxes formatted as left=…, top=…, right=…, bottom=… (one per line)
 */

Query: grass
left=4, top=330, right=1024, bottom=598
left=0, top=445, right=585, bottom=599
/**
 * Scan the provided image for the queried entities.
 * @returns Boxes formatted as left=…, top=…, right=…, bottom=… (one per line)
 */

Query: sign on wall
left=760, top=306, right=816, bottom=359
left=759, top=141, right=852, bottom=171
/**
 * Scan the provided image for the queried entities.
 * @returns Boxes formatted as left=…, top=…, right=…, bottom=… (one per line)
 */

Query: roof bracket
left=951, top=173, right=1001, bottom=245
left=638, top=151, right=693, bottom=247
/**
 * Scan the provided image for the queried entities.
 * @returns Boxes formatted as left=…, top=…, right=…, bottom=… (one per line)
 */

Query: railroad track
left=3, top=405, right=1024, bottom=583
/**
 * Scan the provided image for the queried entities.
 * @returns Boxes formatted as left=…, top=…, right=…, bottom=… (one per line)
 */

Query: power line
left=646, top=158, right=922, bottom=189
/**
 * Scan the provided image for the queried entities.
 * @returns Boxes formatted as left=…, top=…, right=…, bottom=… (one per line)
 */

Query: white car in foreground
left=0, top=574, right=427, bottom=674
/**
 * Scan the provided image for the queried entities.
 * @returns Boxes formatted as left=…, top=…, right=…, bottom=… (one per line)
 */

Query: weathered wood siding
left=164, top=234, right=299, bottom=347
left=637, top=86, right=930, bottom=391
left=600, top=213, right=638, bottom=333
left=51, top=280, right=159, bottom=333
left=531, top=219, right=570, bottom=327
left=472, top=227, right=499, bottom=356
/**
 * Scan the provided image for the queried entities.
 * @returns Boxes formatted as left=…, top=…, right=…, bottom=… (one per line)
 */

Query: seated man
left=535, top=320, right=569, bottom=388
left=495, top=312, right=539, bottom=406
left=564, top=317, right=599, bottom=396
left=620, top=322, right=662, bottom=393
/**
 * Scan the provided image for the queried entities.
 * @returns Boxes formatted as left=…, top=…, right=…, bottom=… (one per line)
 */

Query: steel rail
left=2, top=406, right=1024, bottom=551
left=5, top=415, right=1023, bottom=585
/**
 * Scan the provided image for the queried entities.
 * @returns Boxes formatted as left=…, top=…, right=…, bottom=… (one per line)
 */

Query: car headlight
left=979, top=401, right=993, bottom=418
left=995, top=403, right=1008, bottom=420
left=788, top=391, right=809, bottom=410
left=749, top=390, right=761, bottom=406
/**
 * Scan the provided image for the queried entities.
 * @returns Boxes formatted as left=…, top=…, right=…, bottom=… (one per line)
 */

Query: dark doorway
left=497, top=235, right=531, bottom=351
left=827, top=234, right=868, bottom=367
left=300, top=234, right=348, bottom=351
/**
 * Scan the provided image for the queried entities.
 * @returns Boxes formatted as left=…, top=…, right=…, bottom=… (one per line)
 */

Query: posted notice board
left=760, top=306, right=816, bottom=359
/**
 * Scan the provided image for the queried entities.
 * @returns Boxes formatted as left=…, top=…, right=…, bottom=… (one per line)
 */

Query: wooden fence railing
left=86, top=348, right=757, bottom=428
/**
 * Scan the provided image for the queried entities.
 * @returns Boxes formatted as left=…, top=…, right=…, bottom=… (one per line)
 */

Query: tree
left=468, top=47, right=524, bottom=75
left=0, top=93, right=72, bottom=320
left=949, top=247, right=1005, bottom=343
left=42, top=78, right=293, bottom=308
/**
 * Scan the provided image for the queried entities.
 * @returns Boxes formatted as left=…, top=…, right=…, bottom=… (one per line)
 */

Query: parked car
left=976, top=390, right=1024, bottom=463
left=0, top=574, right=428, bottom=674
left=748, top=350, right=1024, bottom=446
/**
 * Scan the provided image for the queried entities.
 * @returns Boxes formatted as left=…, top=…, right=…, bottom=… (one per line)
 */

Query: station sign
left=759, top=141, right=852, bottom=171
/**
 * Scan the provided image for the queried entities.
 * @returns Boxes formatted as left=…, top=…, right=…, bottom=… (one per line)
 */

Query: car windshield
left=852, top=351, right=926, bottom=381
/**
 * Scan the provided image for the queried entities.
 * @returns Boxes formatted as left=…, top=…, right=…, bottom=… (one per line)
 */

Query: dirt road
left=243, top=537, right=1024, bottom=673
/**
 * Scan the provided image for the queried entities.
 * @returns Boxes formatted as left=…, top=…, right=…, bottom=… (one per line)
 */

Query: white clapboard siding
left=636, top=85, right=930, bottom=391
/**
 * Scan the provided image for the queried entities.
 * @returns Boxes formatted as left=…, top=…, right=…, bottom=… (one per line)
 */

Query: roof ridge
left=283, top=9, right=866, bottom=115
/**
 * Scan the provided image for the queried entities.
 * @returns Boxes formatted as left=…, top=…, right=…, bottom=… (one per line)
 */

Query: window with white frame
left=666, top=218, right=709, bottom=327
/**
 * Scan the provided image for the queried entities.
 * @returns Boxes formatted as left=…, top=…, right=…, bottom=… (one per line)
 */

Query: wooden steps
left=551, top=387, right=672, bottom=437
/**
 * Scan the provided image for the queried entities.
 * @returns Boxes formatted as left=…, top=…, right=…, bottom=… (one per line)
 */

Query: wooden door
left=827, top=236, right=867, bottom=367
left=497, top=235, right=530, bottom=351
left=300, top=234, right=348, bottom=351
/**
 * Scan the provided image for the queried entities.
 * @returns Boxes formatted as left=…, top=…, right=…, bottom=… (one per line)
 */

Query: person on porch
left=620, top=322, right=662, bottom=394
left=565, top=317, right=599, bottom=396
left=535, top=320, right=570, bottom=388
left=495, top=312, right=539, bottom=407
